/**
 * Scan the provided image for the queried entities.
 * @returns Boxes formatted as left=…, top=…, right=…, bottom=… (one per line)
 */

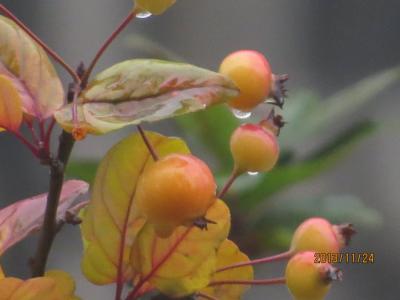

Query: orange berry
left=135, top=154, right=217, bottom=236
left=286, top=251, right=341, bottom=300
left=219, top=50, right=272, bottom=111
left=230, top=123, right=279, bottom=174
left=290, top=218, right=355, bottom=254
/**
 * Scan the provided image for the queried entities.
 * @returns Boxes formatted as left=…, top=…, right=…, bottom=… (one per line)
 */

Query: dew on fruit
left=232, top=109, right=252, bottom=119
left=137, top=11, right=152, bottom=19
left=247, top=171, right=259, bottom=176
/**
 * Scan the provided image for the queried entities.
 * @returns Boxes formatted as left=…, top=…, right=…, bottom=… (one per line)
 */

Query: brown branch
left=31, top=83, right=77, bottom=277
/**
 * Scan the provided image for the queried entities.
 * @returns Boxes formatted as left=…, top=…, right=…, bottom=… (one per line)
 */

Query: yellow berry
left=219, top=50, right=272, bottom=111
left=286, top=252, right=338, bottom=300
left=135, top=154, right=216, bottom=236
left=230, top=123, right=279, bottom=174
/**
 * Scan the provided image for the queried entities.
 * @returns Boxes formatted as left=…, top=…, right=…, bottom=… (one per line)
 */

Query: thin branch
left=0, top=4, right=80, bottom=84
left=81, top=10, right=136, bottom=87
left=217, top=169, right=240, bottom=198
left=126, top=228, right=192, bottom=300
left=196, top=293, right=219, bottom=300
left=137, top=125, right=159, bottom=161
left=13, top=131, right=39, bottom=157
left=208, top=278, right=286, bottom=287
left=25, top=120, right=40, bottom=146
left=216, top=251, right=292, bottom=273
left=44, top=118, right=56, bottom=152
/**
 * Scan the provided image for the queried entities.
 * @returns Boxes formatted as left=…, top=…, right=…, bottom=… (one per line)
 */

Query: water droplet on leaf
left=232, top=109, right=252, bottom=119
left=137, top=11, right=152, bottom=19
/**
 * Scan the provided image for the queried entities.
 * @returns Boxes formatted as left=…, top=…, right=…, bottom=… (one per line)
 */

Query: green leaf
left=66, top=160, right=99, bottom=183
left=255, top=194, right=382, bottom=249
left=55, top=59, right=238, bottom=135
left=238, top=121, right=376, bottom=210
left=176, top=105, right=240, bottom=171
left=0, top=16, right=64, bottom=119
left=280, top=66, right=400, bottom=149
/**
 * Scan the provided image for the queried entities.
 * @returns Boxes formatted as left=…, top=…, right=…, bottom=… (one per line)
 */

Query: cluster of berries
left=135, top=49, right=353, bottom=299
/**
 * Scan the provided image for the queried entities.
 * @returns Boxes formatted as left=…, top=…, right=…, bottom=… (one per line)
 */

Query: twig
left=216, top=251, right=292, bottom=273
left=196, top=292, right=219, bottom=300
left=208, top=278, right=286, bottom=287
left=217, top=169, right=240, bottom=198
left=137, top=125, right=159, bottom=161
left=81, top=10, right=136, bottom=87
left=0, top=4, right=80, bottom=84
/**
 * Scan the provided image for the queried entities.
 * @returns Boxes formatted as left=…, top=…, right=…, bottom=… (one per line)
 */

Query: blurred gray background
left=0, top=0, right=399, bottom=299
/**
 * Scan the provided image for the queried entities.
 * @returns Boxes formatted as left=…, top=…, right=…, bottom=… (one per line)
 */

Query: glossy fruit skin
left=290, top=218, right=340, bottom=254
left=135, top=154, right=216, bottom=235
left=219, top=50, right=272, bottom=111
left=230, top=123, right=279, bottom=173
left=285, top=251, right=331, bottom=300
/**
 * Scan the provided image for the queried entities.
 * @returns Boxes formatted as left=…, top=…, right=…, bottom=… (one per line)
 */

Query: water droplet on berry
left=247, top=171, right=259, bottom=176
left=232, top=109, right=252, bottom=119
left=137, top=11, right=152, bottom=19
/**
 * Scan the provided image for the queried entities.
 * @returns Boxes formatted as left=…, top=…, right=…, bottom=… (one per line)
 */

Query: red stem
left=0, top=4, right=80, bottom=84
left=196, top=292, right=218, bottom=300
left=13, top=131, right=39, bottom=157
left=25, top=120, right=40, bottom=146
left=218, top=169, right=240, bottom=198
left=126, top=228, right=193, bottom=300
left=81, top=11, right=136, bottom=87
left=137, top=125, right=159, bottom=161
left=39, top=121, right=46, bottom=142
left=217, top=250, right=292, bottom=273
left=208, top=277, right=286, bottom=287
left=44, top=118, right=56, bottom=153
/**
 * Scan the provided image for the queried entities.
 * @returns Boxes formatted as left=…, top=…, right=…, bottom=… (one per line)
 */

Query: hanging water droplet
left=232, top=109, right=252, bottom=119
left=247, top=171, right=259, bottom=176
left=137, top=11, right=152, bottom=19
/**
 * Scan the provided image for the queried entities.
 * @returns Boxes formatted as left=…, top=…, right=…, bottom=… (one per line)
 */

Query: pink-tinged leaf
left=0, top=16, right=64, bottom=119
left=0, top=180, right=89, bottom=255
left=54, top=59, right=238, bottom=135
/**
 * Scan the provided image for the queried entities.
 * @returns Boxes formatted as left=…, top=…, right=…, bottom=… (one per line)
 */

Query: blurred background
left=1, top=0, right=400, bottom=299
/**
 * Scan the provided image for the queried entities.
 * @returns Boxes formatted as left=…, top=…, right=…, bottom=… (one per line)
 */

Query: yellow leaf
left=200, top=240, right=254, bottom=300
left=134, top=0, right=176, bottom=15
left=0, top=74, right=23, bottom=132
left=0, top=265, right=4, bottom=279
left=0, top=16, right=64, bottom=119
left=80, top=131, right=190, bottom=285
left=0, top=271, right=80, bottom=300
left=132, top=199, right=231, bottom=298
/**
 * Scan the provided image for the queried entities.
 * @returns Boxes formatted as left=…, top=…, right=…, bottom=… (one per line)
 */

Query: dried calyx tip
left=322, top=265, right=343, bottom=283
left=334, top=223, right=356, bottom=247
left=270, top=73, right=289, bottom=108
left=259, top=109, right=286, bottom=136
left=193, top=216, right=217, bottom=230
